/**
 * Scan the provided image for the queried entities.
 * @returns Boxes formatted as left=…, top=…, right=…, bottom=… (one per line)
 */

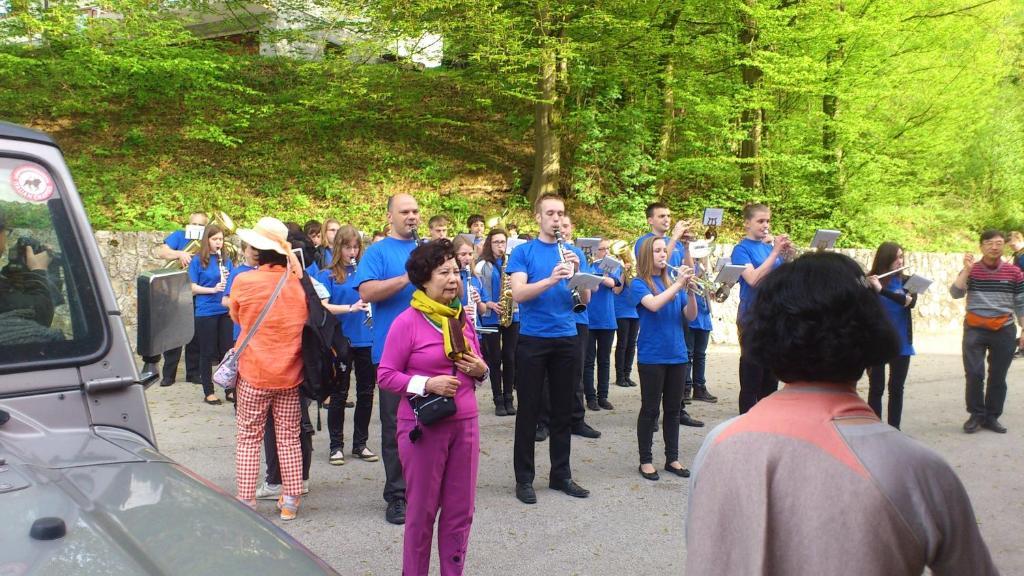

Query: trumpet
left=554, top=229, right=586, bottom=313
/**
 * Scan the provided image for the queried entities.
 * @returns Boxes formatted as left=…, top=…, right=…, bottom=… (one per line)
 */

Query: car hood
left=0, top=425, right=337, bottom=575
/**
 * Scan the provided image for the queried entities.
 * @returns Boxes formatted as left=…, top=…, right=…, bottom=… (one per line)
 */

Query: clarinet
left=411, top=226, right=422, bottom=246
left=553, top=229, right=586, bottom=313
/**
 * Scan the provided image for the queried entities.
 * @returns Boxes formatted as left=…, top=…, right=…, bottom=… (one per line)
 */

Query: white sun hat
left=236, top=217, right=290, bottom=255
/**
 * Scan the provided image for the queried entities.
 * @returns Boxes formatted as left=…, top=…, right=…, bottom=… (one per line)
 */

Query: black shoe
left=495, top=402, right=508, bottom=417
left=638, top=465, right=659, bottom=481
left=385, top=499, right=406, bottom=525
left=627, top=378, right=639, bottom=387
left=549, top=478, right=590, bottom=498
left=664, top=463, right=691, bottom=478
left=586, top=398, right=601, bottom=411
left=982, top=417, right=1007, bottom=434
left=516, top=482, right=537, bottom=504
left=614, top=378, right=630, bottom=388
left=572, top=422, right=601, bottom=438
left=345, top=400, right=355, bottom=408
left=680, top=412, right=705, bottom=428
left=683, top=396, right=692, bottom=405
left=159, top=378, right=174, bottom=387
left=963, top=415, right=984, bottom=434
left=535, top=425, right=549, bottom=442
left=142, top=362, right=159, bottom=376
left=692, top=388, right=718, bottom=403
left=504, top=396, right=517, bottom=416
left=598, top=398, right=614, bottom=410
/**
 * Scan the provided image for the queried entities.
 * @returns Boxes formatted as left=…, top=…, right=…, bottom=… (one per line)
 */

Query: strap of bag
left=235, top=265, right=290, bottom=357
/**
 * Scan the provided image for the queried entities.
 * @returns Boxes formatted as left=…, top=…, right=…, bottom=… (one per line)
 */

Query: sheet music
left=714, top=264, right=746, bottom=285
left=809, top=229, right=841, bottom=251
left=568, top=273, right=605, bottom=292
left=904, top=274, right=933, bottom=294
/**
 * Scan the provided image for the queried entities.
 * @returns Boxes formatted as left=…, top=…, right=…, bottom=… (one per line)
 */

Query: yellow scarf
left=410, top=290, right=468, bottom=360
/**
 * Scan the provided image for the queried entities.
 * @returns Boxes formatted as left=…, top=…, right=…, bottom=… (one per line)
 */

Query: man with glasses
left=951, top=230, right=1024, bottom=434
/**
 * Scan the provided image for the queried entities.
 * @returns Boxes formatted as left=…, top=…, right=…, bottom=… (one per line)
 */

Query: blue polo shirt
left=188, top=254, right=232, bottom=317
left=224, top=264, right=255, bottom=339
left=614, top=285, right=639, bottom=319
left=730, top=238, right=783, bottom=320
left=506, top=238, right=578, bottom=338
left=354, top=237, right=417, bottom=363
left=689, top=262, right=713, bottom=331
left=317, top=267, right=372, bottom=348
left=879, top=277, right=915, bottom=357
left=630, top=277, right=689, bottom=365
left=634, top=233, right=686, bottom=267
left=164, top=230, right=189, bottom=251
left=477, top=257, right=520, bottom=327
left=587, top=266, right=619, bottom=331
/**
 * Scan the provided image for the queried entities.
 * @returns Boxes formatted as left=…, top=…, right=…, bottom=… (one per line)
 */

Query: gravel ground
left=148, top=335, right=1024, bottom=575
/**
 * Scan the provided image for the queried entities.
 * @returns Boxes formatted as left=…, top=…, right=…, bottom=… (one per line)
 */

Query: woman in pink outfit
left=378, top=239, right=488, bottom=576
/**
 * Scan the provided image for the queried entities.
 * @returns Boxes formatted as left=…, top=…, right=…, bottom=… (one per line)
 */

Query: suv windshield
left=0, top=156, right=105, bottom=373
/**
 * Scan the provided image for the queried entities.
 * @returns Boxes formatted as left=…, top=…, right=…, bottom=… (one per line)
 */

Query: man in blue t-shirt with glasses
left=508, top=193, right=593, bottom=505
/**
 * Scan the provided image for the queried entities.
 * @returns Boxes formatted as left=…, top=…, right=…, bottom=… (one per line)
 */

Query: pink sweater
left=377, top=308, right=482, bottom=421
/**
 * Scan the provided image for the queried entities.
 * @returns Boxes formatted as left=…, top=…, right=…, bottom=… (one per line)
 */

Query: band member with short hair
left=467, top=214, right=485, bottom=239
left=731, top=203, right=790, bottom=414
left=508, top=193, right=592, bottom=504
left=358, top=193, right=422, bottom=525
left=634, top=202, right=692, bottom=268
left=613, top=260, right=640, bottom=388
left=429, top=215, right=450, bottom=241
left=683, top=252, right=717, bottom=404
left=189, top=223, right=234, bottom=405
left=865, top=242, right=916, bottom=429
left=951, top=230, right=1024, bottom=434
left=560, top=216, right=601, bottom=438
left=477, top=228, right=519, bottom=416
left=318, top=224, right=378, bottom=465
left=631, top=236, right=698, bottom=481
left=584, top=238, right=619, bottom=411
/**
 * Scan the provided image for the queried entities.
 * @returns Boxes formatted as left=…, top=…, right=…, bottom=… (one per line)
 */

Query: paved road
left=148, top=339, right=1024, bottom=575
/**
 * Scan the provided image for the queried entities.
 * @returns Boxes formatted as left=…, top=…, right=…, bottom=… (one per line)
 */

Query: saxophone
left=498, top=257, right=514, bottom=328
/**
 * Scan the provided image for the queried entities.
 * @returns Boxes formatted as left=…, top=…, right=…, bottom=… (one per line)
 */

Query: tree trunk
left=738, top=1, right=763, bottom=191
left=658, top=10, right=682, bottom=163
left=527, top=5, right=562, bottom=206
left=822, top=2, right=845, bottom=199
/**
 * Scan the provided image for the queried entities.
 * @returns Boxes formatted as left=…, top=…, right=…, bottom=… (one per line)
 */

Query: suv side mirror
left=137, top=270, right=194, bottom=358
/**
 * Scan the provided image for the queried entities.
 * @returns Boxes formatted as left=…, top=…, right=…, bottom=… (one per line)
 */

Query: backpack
left=298, top=273, right=351, bottom=406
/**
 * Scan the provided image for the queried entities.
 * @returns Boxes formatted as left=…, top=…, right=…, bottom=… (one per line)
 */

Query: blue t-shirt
left=317, top=267, right=372, bottom=348
left=613, top=284, right=639, bottom=319
left=164, top=230, right=189, bottom=251
left=224, top=264, right=255, bottom=339
left=322, top=248, right=334, bottom=268
left=354, top=237, right=417, bottom=363
left=188, top=254, right=232, bottom=317
left=587, top=264, right=619, bottom=330
left=630, top=277, right=689, bottom=365
left=634, top=233, right=686, bottom=267
left=570, top=244, right=588, bottom=325
left=506, top=239, right=579, bottom=338
left=477, top=257, right=520, bottom=327
left=689, top=262, right=713, bottom=331
left=730, top=238, right=783, bottom=320
left=879, top=277, right=915, bottom=357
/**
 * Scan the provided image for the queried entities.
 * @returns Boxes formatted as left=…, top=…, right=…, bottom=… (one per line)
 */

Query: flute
left=877, top=266, right=910, bottom=280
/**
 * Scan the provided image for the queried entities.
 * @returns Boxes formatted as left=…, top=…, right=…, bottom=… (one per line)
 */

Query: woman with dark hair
left=377, top=239, right=488, bottom=576
left=686, top=252, right=998, bottom=576
left=317, top=224, right=377, bottom=465
left=476, top=228, right=519, bottom=416
left=865, top=242, right=916, bottom=429
left=188, top=223, right=234, bottom=405
left=230, top=217, right=308, bottom=520
left=630, top=236, right=698, bottom=481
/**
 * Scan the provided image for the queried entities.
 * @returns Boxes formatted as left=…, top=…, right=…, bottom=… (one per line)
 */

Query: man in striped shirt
left=950, top=230, right=1024, bottom=434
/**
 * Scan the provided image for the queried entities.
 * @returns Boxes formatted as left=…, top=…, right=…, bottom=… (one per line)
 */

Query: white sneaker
left=302, top=480, right=309, bottom=495
left=329, top=450, right=346, bottom=466
left=255, top=482, right=281, bottom=500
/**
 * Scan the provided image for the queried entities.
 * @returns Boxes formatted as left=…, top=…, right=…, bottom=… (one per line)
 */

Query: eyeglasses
left=982, top=240, right=1005, bottom=248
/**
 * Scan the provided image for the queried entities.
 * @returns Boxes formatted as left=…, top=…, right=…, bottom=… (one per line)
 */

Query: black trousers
left=584, top=328, right=616, bottom=401
left=514, top=335, right=577, bottom=484
left=160, top=333, right=200, bottom=383
left=483, top=322, right=519, bottom=404
left=377, top=378, right=406, bottom=503
left=637, top=363, right=686, bottom=464
left=195, top=314, right=232, bottom=397
left=572, top=324, right=589, bottom=424
left=328, top=346, right=375, bottom=453
left=963, top=324, right=1016, bottom=419
left=265, top=396, right=314, bottom=483
left=738, top=322, right=778, bottom=414
left=614, top=317, right=640, bottom=382
left=868, top=355, right=911, bottom=429
left=683, top=325, right=711, bottom=395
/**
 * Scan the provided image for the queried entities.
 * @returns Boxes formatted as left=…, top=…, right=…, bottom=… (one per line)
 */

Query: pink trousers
left=397, top=416, right=480, bottom=576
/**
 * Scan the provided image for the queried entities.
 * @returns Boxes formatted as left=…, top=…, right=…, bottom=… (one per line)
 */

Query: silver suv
left=0, top=122, right=336, bottom=574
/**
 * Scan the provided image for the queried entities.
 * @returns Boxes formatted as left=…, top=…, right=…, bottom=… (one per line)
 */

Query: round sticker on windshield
left=10, top=164, right=55, bottom=202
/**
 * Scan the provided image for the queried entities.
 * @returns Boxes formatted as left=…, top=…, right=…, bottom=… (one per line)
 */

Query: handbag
left=407, top=366, right=460, bottom=443
left=213, top=267, right=290, bottom=389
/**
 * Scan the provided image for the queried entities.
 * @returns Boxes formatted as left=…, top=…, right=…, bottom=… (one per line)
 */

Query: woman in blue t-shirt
left=188, top=224, right=234, bottom=405
left=317, top=224, right=378, bottom=465
left=729, top=203, right=790, bottom=414
left=866, top=242, right=917, bottom=429
left=630, top=236, right=698, bottom=481
left=476, top=228, right=520, bottom=416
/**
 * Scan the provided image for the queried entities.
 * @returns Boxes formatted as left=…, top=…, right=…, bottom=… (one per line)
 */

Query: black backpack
left=298, top=273, right=351, bottom=405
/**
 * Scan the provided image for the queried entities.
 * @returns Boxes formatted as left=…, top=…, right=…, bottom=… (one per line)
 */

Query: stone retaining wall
left=94, top=232, right=969, bottom=345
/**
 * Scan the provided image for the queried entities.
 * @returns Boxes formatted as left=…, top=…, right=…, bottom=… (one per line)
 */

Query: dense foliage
left=1, top=0, right=1021, bottom=250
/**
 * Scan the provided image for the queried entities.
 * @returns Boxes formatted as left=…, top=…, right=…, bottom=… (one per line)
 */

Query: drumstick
left=876, top=266, right=909, bottom=280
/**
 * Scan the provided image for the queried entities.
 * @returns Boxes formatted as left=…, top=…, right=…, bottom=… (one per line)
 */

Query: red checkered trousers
left=235, top=378, right=304, bottom=501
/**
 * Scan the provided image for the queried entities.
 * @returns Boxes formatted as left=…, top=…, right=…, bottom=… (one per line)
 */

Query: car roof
left=0, top=121, right=58, bottom=148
